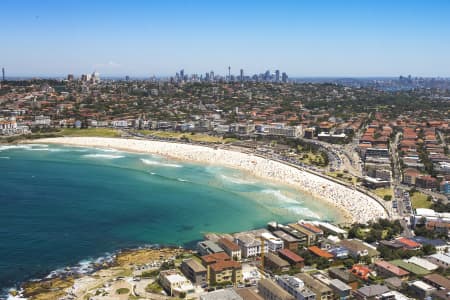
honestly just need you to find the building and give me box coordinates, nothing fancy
[288,223,317,246]
[264,252,290,273]
[197,240,224,256]
[218,238,242,261]
[308,246,334,260]
[234,233,268,258]
[209,260,242,285]
[405,256,438,272]
[373,260,409,280]
[258,278,295,300]
[328,268,359,291]
[350,265,373,281]
[275,275,316,300]
[33,115,51,127]
[312,221,348,239]
[201,252,231,266]
[389,260,430,276]
[353,284,390,300]
[278,249,304,269]
[423,273,450,291]
[407,280,436,299]
[200,289,243,300]
[339,239,380,262]
[402,168,420,185]
[277,225,308,246]
[296,273,333,300]
[159,269,195,297]
[201,252,242,285]
[395,238,421,250]
[261,232,284,252]
[329,279,352,300]
[272,230,300,251]
[235,288,264,300]
[180,259,207,287]
[411,236,449,253]
[427,253,450,269]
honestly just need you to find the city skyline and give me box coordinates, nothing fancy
[2,0,450,77]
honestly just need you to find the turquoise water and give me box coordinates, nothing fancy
[0,143,340,290]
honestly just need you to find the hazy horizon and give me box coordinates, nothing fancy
[2,0,450,77]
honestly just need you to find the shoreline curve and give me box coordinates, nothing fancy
[30,137,388,224]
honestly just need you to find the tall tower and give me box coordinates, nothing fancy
[228,66,231,82]
[2,68,5,81]
[240,69,244,82]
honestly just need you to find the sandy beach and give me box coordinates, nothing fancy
[32,137,388,223]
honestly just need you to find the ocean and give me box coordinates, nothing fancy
[0,143,340,291]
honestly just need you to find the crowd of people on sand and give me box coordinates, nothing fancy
[36,137,388,223]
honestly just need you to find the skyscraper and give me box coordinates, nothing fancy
[67,74,74,81]
[180,69,184,81]
[240,69,244,82]
[275,70,280,82]
[281,72,288,83]
[228,66,231,82]
[2,68,5,81]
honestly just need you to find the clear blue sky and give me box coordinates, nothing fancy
[2,0,450,77]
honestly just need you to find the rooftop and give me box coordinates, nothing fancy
[182,258,207,273]
[355,284,390,297]
[278,248,304,263]
[218,238,241,252]
[390,260,430,275]
[374,260,409,276]
[273,230,300,242]
[308,246,334,259]
[424,273,450,290]
[201,252,231,265]
[200,289,243,300]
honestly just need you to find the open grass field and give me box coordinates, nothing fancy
[411,191,432,209]
[374,187,393,200]
[59,128,121,137]
[136,130,236,144]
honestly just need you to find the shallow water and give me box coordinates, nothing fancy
[0,144,340,289]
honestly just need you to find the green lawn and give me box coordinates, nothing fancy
[410,192,432,209]
[374,188,393,200]
[136,130,236,144]
[59,128,121,138]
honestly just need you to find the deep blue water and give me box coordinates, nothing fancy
[0,144,339,290]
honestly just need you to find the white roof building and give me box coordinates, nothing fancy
[406,256,439,271]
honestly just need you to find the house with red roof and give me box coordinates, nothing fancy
[374,260,410,280]
[351,265,373,281]
[278,248,304,269]
[308,246,334,260]
[396,237,422,250]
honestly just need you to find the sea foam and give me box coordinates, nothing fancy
[220,174,255,185]
[83,154,125,159]
[141,158,182,168]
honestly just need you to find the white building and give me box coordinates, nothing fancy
[234,233,268,258]
[111,120,129,128]
[406,256,439,271]
[261,232,284,252]
[427,253,450,269]
[33,115,51,127]
[159,270,194,297]
[260,123,303,138]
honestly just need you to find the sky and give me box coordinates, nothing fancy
[1,0,450,77]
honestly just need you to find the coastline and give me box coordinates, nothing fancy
[30,137,388,224]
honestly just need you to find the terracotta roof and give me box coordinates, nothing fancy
[218,238,240,252]
[201,252,230,265]
[308,246,333,259]
[396,237,421,249]
[210,260,241,272]
[278,248,304,263]
[375,260,409,277]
